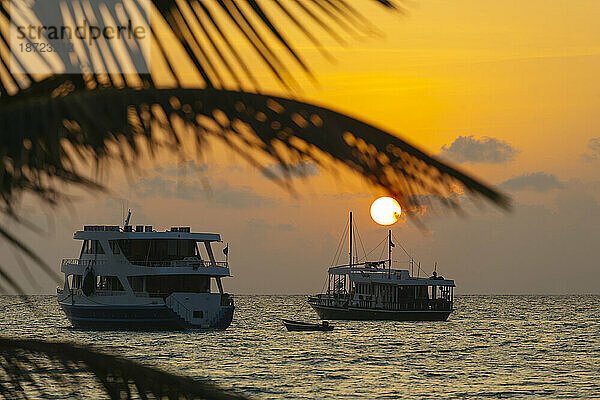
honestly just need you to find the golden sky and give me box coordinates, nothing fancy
[4,0,600,294]
[295,0,600,182]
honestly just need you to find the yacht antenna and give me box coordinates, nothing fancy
[349,211,353,267]
[124,209,132,226]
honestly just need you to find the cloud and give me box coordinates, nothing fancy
[439,136,519,164]
[133,176,275,208]
[402,185,468,217]
[262,161,319,179]
[154,161,208,177]
[402,194,450,217]
[582,137,600,162]
[499,172,565,192]
[413,188,600,294]
[324,192,372,200]
[153,161,247,177]
[245,218,295,232]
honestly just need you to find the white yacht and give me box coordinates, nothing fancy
[308,212,455,321]
[57,212,234,330]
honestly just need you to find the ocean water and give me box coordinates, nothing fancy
[1,295,599,399]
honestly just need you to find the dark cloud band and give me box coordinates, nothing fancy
[439,135,519,164]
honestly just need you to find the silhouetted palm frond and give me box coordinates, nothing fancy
[1,0,506,212]
[0,0,508,292]
[1,0,403,94]
[1,85,509,212]
[0,338,249,399]
[0,0,412,291]
[0,1,510,398]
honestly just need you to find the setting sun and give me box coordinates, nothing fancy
[370,196,402,226]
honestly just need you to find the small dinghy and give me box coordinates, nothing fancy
[282,319,334,332]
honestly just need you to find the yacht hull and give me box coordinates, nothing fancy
[59,303,234,331]
[309,303,452,321]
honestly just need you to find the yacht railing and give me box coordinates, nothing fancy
[94,289,127,296]
[141,260,228,268]
[61,259,107,267]
[61,258,228,268]
[308,295,453,311]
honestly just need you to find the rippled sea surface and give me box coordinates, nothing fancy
[2,295,600,399]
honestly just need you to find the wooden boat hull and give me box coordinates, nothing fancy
[282,319,334,331]
[309,303,452,322]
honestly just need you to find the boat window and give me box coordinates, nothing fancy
[96,276,124,291]
[145,274,209,296]
[127,276,144,292]
[81,240,105,255]
[80,240,89,255]
[168,240,177,256]
[67,274,83,289]
[193,310,203,318]
[109,240,121,254]
[117,239,198,265]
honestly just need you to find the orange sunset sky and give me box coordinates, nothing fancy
[4,0,600,294]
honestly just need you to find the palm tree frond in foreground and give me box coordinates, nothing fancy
[0,1,509,398]
[0,338,249,399]
[0,85,510,212]
[1,0,507,214]
[1,0,403,93]
[0,0,509,294]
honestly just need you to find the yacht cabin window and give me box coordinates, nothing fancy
[109,240,121,254]
[127,276,144,292]
[80,240,105,255]
[117,239,201,264]
[96,276,124,291]
[68,274,83,289]
[145,274,209,296]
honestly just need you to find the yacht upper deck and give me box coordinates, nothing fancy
[328,263,455,287]
[75,225,221,241]
[63,223,230,277]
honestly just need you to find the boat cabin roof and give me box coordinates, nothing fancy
[328,264,455,287]
[74,226,220,242]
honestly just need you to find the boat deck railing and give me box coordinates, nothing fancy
[95,289,127,296]
[61,259,107,267]
[61,258,228,269]
[140,260,228,268]
[308,295,452,311]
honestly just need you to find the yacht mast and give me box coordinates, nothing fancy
[349,211,353,267]
[124,209,132,226]
[388,229,392,276]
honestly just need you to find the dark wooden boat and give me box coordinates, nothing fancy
[282,319,334,332]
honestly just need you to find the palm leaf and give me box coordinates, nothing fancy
[0,338,249,399]
[0,0,508,294]
[0,2,509,397]
[1,0,403,93]
[1,85,509,212]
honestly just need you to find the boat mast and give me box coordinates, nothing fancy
[388,229,392,276]
[349,211,353,267]
[124,209,132,226]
